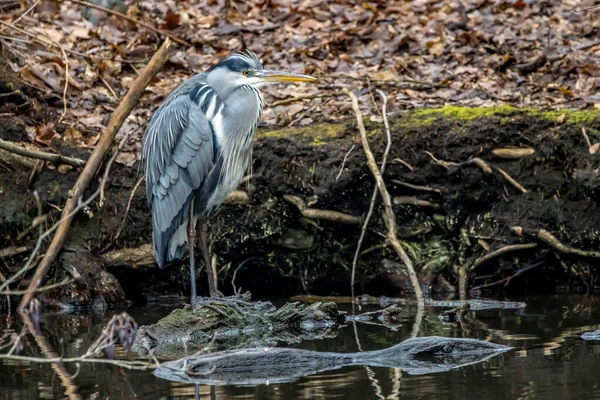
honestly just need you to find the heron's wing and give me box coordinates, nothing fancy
[142,83,222,266]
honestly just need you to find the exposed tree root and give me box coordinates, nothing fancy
[282,194,361,224]
[512,227,600,258]
[471,243,538,271]
[344,87,424,308]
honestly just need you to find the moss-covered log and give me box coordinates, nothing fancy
[132,293,343,357]
[2,105,600,305]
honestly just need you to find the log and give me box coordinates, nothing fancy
[153,336,511,385]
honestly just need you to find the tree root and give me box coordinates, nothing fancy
[425,152,528,194]
[344,88,424,308]
[471,243,538,271]
[282,195,361,224]
[512,227,600,258]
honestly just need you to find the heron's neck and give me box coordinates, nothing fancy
[220,85,263,145]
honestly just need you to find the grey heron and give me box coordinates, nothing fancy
[142,50,315,304]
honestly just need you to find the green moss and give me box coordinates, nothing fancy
[397,106,600,130]
[255,107,600,143]
[257,123,347,142]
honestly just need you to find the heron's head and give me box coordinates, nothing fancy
[206,50,316,93]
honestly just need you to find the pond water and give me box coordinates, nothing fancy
[2,295,600,399]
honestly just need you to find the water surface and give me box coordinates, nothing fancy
[2,295,600,399]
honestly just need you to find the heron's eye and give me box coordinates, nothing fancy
[243,70,250,77]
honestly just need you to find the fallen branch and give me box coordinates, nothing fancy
[0,139,86,167]
[471,243,537,271]
[68,0,190,47]
[282,195,361,224]
[18,39,174,311]
[344,88,424,308]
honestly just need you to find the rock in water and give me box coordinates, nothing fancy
[154,336,511,386]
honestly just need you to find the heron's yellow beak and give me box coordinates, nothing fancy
[257,70,316,83]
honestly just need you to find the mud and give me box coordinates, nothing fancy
[2,68,600,305]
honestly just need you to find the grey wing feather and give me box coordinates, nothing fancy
[143,82,217,267]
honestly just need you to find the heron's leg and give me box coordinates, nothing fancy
[199,219,218,297]
[188,205,198,308]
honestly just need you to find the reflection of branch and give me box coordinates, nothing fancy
[19,306,83,400]
[470,260,545,292]
[18,39,174,311]
[344,88,424,308]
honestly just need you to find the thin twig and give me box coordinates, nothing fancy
[390,179,443,193]
[335,145,355,181]
[0,139,86,167]
[114,175,144,241]
[344,88,424,309]
[68,0,190,47]
[470,261,544,292]
[271,93,337,107]
[18,39,174,311]
[0,0,41,33]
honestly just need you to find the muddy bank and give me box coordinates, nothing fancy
[2,76,600,303]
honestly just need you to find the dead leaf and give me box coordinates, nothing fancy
[556,114,566,124]
[116,151,137,167]
[427,41,445,57]
[162,9,180,30]
[590,143,599,155]
[372,69,398,81]
[58,164,73,174]
[34,123,57,146]
[64,127,85,147]
[299,19,323,30]
[560,86,574,97]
